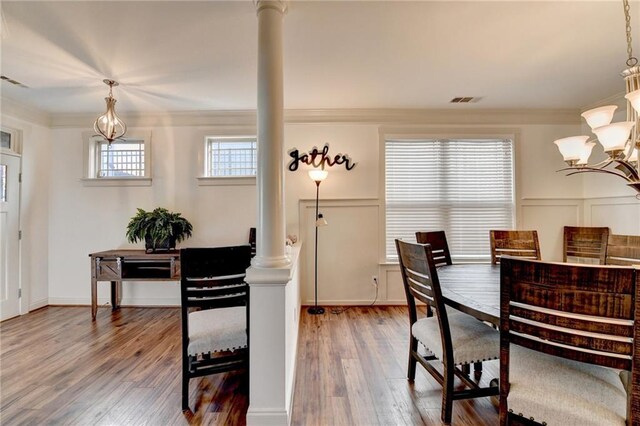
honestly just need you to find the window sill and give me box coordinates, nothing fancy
[197,176,256,186]
[81,177,152,187]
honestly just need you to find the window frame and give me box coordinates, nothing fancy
[379,127,520,264]
[82,130,152,187]
[198,134,257,186]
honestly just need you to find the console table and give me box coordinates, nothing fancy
[89,249,180,320]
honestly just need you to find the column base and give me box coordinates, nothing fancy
[307,306,325,315]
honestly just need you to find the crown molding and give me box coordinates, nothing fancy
[1,96,51,127]
[50,107,580,129]
[581,91,626,113]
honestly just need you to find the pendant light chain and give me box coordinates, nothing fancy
[624,0,638,67]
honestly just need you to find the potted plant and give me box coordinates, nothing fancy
[126,207,193,252]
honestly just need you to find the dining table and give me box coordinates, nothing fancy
[437,263,501,327]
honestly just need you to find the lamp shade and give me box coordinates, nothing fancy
[315,213,328,227]
[625,89,640,114]
[593,121,635,152]
[308,169,328,182]
[581,105,618,130]
[577,142,595,165]
[554,135,589,162]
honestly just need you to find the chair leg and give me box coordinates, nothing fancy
[182,356,190,411]
[408,336,418,381]
[441,365,454,424]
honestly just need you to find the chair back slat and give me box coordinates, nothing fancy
[606,234,640,266]
[415,231,452,267]
[501,257,637,371]
[563,226,609,264]
[396,239,453,363]
[490,230,541,265]
[181,246,251,311]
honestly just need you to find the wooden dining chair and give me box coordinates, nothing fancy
[249,227,256,257]
[180,245,252,412]
[490,230,541,265]
[563,226,609,264]
[499,257,638,426]
[605,234,640,266]
[395,239,499,424]
[415,231,452,267]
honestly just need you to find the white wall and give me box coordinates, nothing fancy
[48,125,257,305]
[19,108,638,308]
[1,112,51,311]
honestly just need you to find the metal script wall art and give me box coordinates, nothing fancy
[287,144,357,172]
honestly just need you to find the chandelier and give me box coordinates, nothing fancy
[554,0,640,196]
[94,79,127,144]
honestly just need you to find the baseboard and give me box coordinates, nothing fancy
[246,409,289,426]
[47,297,181,307]
[29,298,48,312]
[302,300,407,306]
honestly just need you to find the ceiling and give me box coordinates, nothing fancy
[0,1,638,114]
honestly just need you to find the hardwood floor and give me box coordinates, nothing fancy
[0,307,248,426]
[291,306,499,426]
[1,306,498,425]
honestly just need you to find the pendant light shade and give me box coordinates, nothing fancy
[580,105,618,130]
[593,121,635,153]
[94,79,126,143]
[553,136,590,162]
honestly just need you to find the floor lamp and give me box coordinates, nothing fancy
[308,169,328,315]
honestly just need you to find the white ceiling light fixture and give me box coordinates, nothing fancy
[94,79,127,144]
[553,0,640,197]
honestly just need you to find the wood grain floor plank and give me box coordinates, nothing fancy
[2,305,497,425]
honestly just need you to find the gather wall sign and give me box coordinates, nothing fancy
[287,144,357,172]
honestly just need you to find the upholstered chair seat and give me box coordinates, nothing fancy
[187,306,247,356]
[506,345,626,426]
[411,310,500,365]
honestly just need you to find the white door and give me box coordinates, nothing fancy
[0,150,21,321]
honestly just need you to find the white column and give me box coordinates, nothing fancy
[254,0,289,269]
[246,2,293,425]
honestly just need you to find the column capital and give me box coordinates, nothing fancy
[255,0,288,15]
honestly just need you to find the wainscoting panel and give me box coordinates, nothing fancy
[520,200,581,262]
[299,199,380,305]
[585,197,640,235]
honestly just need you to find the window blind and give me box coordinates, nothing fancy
[385,138,514,262]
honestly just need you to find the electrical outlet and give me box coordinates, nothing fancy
[372,275,378,287]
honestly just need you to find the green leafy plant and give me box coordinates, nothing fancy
[126,207,193,252]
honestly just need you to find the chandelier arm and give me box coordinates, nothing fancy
[560,166,633,183]
[614,159,640,180]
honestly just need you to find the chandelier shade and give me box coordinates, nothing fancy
[625,89,640,113]
[581,105,618,130]
[554,136,590,163]
[94,79,127,143]
[578,142,596,165]
[592,122,635,153]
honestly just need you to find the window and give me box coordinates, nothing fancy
[96,140,145,177]
[83,131,151,186]
[205,137,257,177]
[385,138,514,262]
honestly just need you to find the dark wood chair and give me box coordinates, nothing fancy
[415,231,452,267]
[180,245,252,412]
[499,257,637,426]
[490,230,541,265]
[395,239,499,424]
[249,227,256,257]
[605,234,640,266]
[563,225,609,264]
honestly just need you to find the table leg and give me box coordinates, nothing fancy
[110,281,119,311]
[117,281,123,307]
[91,277,97,320]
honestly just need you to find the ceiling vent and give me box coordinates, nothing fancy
[1,75,28,88]
[450,97,478,103]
